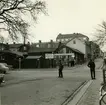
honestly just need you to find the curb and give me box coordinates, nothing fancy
[61,80,93,105]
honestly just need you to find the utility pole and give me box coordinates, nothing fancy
[23,36,26,45]
[19,58,21,70]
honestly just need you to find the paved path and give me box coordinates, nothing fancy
[76,70,102,105]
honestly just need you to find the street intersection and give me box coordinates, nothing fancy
[0,58,102,105]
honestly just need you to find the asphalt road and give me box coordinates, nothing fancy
[0,59,102,105]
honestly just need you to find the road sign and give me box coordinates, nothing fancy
[54,53,74,56]
[45,54,54,59]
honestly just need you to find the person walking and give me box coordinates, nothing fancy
[87,59,96,79]
[58,60,64,78]
[70,57,74,67]
[0,71,5,84]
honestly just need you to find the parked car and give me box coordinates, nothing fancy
[0,63,9,74]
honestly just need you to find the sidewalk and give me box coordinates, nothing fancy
[76,70,102,105]
[68,60,103,105]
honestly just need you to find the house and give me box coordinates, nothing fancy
[7,42,30,68]
[56,33,101,61]
[21,40,60,68]
[0,43,22,66]
[21,40,85,68]
[9,42,30,54]
[0,42,30,68]
[64,37,88,60]
[54,43,84,66]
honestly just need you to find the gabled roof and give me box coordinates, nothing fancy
[69,47,84,54]
[1,50,23,56]
[29,48,57,53]
[56,33,88,39]
[56,43,84,54]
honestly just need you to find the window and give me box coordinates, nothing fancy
[73,40,76,44]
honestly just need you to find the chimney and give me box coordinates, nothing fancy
[39,40,41,43]
[27,41,30,45]
[50,40,53,43]
[13,42,15,44]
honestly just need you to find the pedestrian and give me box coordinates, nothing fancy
[0,71,5,84]
[58,60,64,78]
[87,59,96,80]
[70,57,74,67]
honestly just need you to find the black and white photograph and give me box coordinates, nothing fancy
[0,0,106,105]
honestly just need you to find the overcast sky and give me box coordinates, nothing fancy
[28,0,106,43]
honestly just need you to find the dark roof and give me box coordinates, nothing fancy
[9,43,23,48]
[31,41,59,49]
[57,44,84,54]
[29,48,57,53]
[56,33,88,39]
[69,47,84,54]
[2,50,23,56]
[29,41,60,53]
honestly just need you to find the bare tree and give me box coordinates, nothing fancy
[94,21,106,47]
[0,0,46,42]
